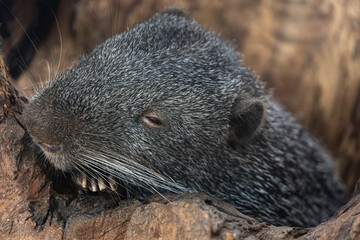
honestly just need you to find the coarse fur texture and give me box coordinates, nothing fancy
[22,9,347,227]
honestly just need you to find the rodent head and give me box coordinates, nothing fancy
[23,9,266,194]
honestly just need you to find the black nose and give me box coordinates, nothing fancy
[39,142,61,153]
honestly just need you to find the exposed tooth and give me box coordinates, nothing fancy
[89,178,98,192]
[98,178,106,191]
[72,175,87,189]
[108,176,117,191]
[81,174,87,189]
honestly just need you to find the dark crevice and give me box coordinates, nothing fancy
[1,0,60,79]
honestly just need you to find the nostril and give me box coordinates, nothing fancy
[39,142,61,153]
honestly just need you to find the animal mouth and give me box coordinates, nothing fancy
[72,173,118,193]
[45,148,190,198]
[39,142,61,153]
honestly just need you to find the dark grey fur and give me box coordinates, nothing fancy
[23,9,347,227]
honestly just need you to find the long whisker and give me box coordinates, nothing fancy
[82,156,171,202]
[0,1,40,56]
[80,149,189,195]
[76,133,191,193]
[77,156,133,201]
[41,0,63,81]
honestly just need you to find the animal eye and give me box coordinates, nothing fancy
[145,116,163,125]
[141,112,167,129]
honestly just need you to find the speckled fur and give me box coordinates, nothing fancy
[23,9,347,227]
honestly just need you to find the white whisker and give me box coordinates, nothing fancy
[77,148,189,199]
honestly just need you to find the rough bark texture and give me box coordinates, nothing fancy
[0,39,62,239]
[1,0,360,239]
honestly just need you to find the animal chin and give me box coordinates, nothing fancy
[42,152,69,171]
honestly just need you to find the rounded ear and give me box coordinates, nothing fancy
[229,99,266,143]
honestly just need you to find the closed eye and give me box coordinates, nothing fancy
[141,112,168,129]
[145,116,163,126]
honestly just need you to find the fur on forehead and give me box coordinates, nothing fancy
[46,8,265,117]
